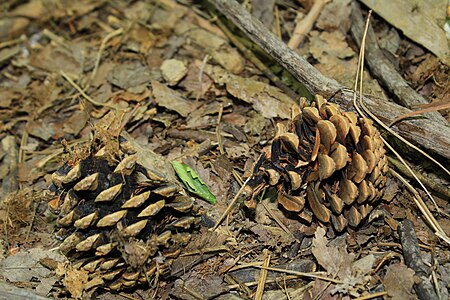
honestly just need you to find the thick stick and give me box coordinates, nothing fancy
[209,0,450,159]
[398,220,439,300]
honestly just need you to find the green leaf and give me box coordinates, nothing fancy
[171,161,217,204]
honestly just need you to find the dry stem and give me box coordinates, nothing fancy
[287,0,330,49]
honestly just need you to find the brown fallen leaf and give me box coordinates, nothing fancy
[161,59,188,86]
[312,227,376,297]
[383,263,416,300]
[107,61,156,90]
[61,266,90,299]
[172,275,229,300]
[29,45,81,74]
[203,64,293,119]
[152,81,200,117]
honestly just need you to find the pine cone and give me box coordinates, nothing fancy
[49,140,200,291]
[248,95,389,232]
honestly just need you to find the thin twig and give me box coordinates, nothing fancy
[255,249,270,300]
[25,203,38,242]
[91,28,124,82]
[212,176,252,231]
[352,10,449,245]
[18,122,29,163]
[216,103,225,155]
[261,201,292,235]
[197,54,210,101]
[227,275,307,289]
[387,156,450,199]
[0,35,27,49]
[287,0,329,49]
[252,266,341,284]
[180,246,229,256]
[354,292,388,300]
[60,71,118,110]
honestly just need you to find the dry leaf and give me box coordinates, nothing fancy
[172,275,228,300]
[203,65,293,119]
[152,81,200,117]
[312,227,375,297]
[161,59,188,86]
[63,267,90,299]
[383,263,416,300]
[107,61,155,90]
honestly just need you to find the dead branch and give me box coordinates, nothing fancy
[350,3,447,125]
[387,156,450,199]
[287,0,329,49]
[398,220,439,300]
[208,0,450,160]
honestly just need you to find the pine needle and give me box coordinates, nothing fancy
[352,11,449,245]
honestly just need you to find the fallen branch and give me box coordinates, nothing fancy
[208,0,450,160]
[387,156,450,199]
[398,220,439,300]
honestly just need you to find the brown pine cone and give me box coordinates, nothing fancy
[49,139,200,291]
[247,95,389,232]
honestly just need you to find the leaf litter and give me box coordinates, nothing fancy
[0,0,449,299]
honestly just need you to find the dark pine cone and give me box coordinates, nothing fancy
[49,141,200,291]
[247,95,389,232]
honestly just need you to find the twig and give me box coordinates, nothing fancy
[180,245,229,256]
[390,101,450,126]
[42,29,68,49]
[261,201,292,235]
[252,266,341,284]
[398,220,439,300]
[287,0,329,49]
[212,176,252,231]
[387,156,450,199]
[25,202,38,242]
[166,128,239,147]
[197,54,210,101]
[354,292,388,300]
[255,249,270,300]
[350,3,446,125]
[228,275,310,289]
[91,28,124,82]
[60,71,118,110]
[0,35,27,49]
[18,122,29,163]
[216,103,225,155]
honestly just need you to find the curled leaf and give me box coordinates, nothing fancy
[171,161,217,204]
